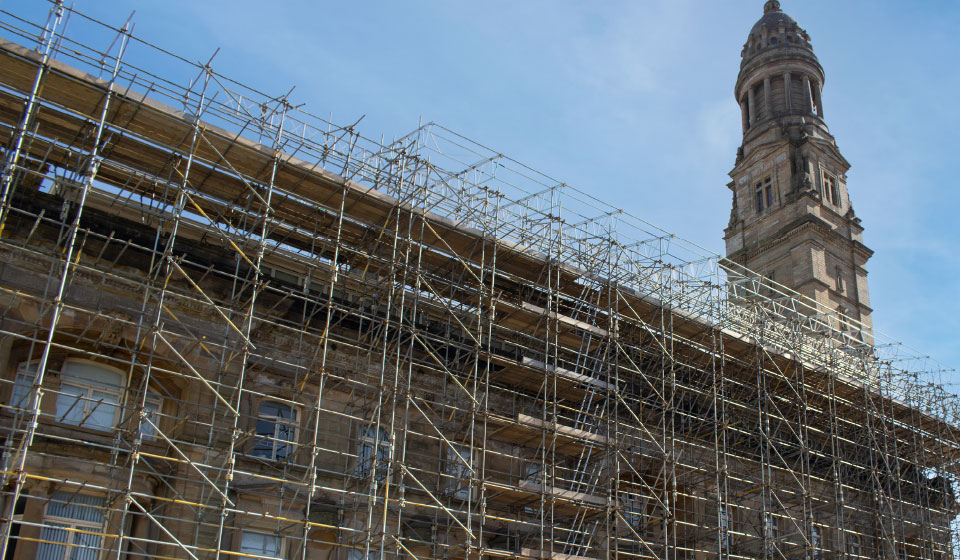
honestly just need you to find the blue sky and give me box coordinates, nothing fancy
[5,0,960,379]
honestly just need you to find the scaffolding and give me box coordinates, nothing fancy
[0,3,957,559]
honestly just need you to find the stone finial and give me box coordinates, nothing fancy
[764,0,782,13]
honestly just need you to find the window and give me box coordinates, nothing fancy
[765,270,778,296]
[37,491,105,560]
[56,361,124,430]
[898,547,907,560]
[719,504,731,550]
[347,550,382,560]
[523,461,542,482]
[763,512,779,557]
[621,492,646,533]
[443,444,472,500]
[10,362,38,411]
[847,533,861,558]
[138,396,162,441]
[769,37,778,45]
[357,425,391,482]
[253,401,297,461]
[823,175,838,205]
[240,530,283,559]
[811,525,823,560]
[14,360,163,439]
[755,178,774,212]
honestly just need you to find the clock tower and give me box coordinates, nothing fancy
[724,0,873,332]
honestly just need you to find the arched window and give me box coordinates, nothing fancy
[252,400,297,461]
[357,425,391,482]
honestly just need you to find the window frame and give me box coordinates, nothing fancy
[763,512,780,545]
[55,359,125,431]
[13,359,166,440]
[443,444,473,500]
[136,392,163,442]
[239,529,285,559]
[347,550,383,560]
[356,424,391,482]
[38,491,107,560]
[252,399,298,462]
[847,532,861,558]
[10,361,39,412]
[755,177,774,213]
[620,490,646,534]
[810,525,824,560]
[719,503,731,550]
[822,173,839,206]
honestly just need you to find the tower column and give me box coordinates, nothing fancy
[783,72,793,112]
[802,75,814,114]
[747,86,757,126]
[764,76,772,118]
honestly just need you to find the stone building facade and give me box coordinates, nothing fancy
[724,1,873,334]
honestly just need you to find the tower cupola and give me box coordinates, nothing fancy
[737,1,824,136]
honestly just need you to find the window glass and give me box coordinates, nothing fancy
[811,526,823,560]
[621,492,645,531]
[444,444,472,499]
[848,533,861,557]
[719,504,731,549]
[56,361,123,430]
[137,395,162,441]
[38,491,105,560]
[253,401,297,461]
[357,425,390,481]
[347,550,382,560]
[240,530,282,559]
[11,362,38,411]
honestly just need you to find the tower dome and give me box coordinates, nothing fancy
[741,0,815,68]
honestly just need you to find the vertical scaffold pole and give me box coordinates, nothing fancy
[0,7,130,557]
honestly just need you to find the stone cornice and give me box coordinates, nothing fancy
[727,213,873,264]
